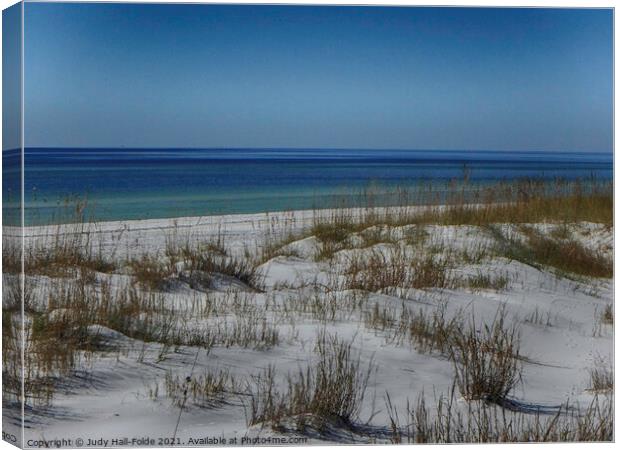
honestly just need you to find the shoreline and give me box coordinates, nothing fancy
[11,204,436,237]
[6,172,613,230]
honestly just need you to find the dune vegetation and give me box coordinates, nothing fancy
[2,177,613,443]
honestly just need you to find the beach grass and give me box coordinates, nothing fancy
[386,387,613,443]
[449,309,522,405]
[488,225,613,279]
[247,332,372,431]
[3,175,613,441]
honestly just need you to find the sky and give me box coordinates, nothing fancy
[2,2,21,151]
[18,3,614,152]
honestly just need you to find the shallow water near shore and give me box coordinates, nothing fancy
[2,148,612,225]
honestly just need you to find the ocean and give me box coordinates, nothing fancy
[2,148,613,225]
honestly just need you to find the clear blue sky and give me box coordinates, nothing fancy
[22,3,613,152]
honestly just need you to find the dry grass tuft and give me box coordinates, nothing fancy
[185,252,264,291]
[129,254,177,290]
[426,178,612,227]
[387,387,613,443]
[2,276,27,405]
[524,307,553,327]
[401,305,461,354]
[20,199,117,277]
[129,229,264,291]
[163,368,239,408]
[365,302,462,354]
[247,333,371,431]
[466,271,510,291]
[588,357,613,393]
[449,309,521,404]
[520,227,612,278]
[490,225,612,279]
[601,304,613,325]
[343,247,454,293]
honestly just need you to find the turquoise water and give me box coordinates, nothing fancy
[2,148,613,225]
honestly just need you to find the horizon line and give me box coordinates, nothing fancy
[10,147,615,154]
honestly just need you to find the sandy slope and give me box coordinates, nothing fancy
[3,210,613,445]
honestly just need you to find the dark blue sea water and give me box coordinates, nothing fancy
[2,148,613,225]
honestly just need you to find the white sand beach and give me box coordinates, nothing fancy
[2,207,614,444]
